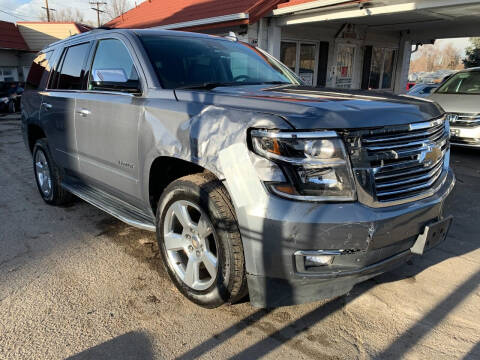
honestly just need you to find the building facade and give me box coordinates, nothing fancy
[0,21,32,83]
[0,21,90,82]
[107,0,480,94]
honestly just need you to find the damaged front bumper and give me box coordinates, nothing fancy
[238,169,455,308]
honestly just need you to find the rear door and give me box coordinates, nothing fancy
[74,35,144,205]
[39,42,92,172]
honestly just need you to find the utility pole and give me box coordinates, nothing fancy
[90,1,107,27]
[42,0,56,22]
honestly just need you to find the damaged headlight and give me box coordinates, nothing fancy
[251,129,356,201]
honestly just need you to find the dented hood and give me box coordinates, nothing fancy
[175,85,444,129]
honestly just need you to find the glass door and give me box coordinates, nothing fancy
[281,41,318,86]
[368,47,397,90]
[298,43,316,86]
[335,45,355,89]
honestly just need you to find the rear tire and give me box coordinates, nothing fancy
[33,138,73,205]
[156,172,247,308]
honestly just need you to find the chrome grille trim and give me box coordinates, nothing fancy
[375,162,444,193]
[374,155,445,181]
[375,160,444,189]
[344,116,450,207]
[448,113,480,127]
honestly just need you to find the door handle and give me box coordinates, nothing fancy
[42,102,52,110]
[77,108,91,117]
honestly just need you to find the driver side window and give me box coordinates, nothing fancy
[89,39,139,91]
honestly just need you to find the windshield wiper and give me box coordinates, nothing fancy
[175,82,237,90]
[175,81,291,90]
[260,81,291,85]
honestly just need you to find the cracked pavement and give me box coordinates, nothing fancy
[0,114,479,359]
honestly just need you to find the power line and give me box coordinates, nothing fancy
[2,5,40,19]
[90,1,107,27]
[0,9,31,21]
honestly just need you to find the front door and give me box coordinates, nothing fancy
[334,44,356,89]
[75,37,143,204]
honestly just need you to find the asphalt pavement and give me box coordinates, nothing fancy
[0,114,479,359]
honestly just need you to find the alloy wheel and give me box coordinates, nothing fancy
[163,200,219,291]
[35,149,52,198]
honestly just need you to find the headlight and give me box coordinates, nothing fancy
[251,129,356,201]
[0,97,8,104]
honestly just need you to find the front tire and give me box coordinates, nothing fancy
[32,138,73,205]
[156,173,247,308]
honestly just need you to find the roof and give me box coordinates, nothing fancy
[106,0,286,29]
[0,21,29,51]
[17,22,92,33]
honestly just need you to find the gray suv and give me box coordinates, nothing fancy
[22,29,455,308]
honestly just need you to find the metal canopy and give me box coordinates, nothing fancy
[275,0,480,41]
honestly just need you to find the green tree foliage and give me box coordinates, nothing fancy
[463,38,480,68]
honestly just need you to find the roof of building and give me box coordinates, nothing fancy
[0,21,29,51]
[106,0,287,29]
[17,22,92,33]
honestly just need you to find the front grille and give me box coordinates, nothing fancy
[448,113,480,127]
[345,117,449,205]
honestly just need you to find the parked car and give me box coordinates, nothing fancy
[429,67,480,147]
[406,81,416,91]
[21,29,455,308]
[407,83,439,98]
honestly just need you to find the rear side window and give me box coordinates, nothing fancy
[88,39,139,90]
[26,51,53,90]
[51,42,90,90]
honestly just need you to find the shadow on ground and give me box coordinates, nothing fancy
[66,331,154,360]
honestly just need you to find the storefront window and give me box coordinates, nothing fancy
[280,42,297,72]
[0,67,19,82]
[368,48,383,89]
[299,43,315,85]
[368,48,396,90]
[382,49,395,89]
[280,41,318,86]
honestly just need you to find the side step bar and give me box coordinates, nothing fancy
[62,181,156,232]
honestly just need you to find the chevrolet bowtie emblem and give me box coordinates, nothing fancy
[420,145,442,167]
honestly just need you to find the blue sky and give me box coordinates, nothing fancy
[0,0,139,24]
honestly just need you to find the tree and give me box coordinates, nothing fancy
[107,0,133,20]
[410,42,463,73]
[38,8,94,26]
[463,37,480,68]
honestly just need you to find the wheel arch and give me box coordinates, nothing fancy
[148,156,220,214]
[27,124,46,153]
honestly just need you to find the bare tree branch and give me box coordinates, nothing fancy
[106,0,133,20]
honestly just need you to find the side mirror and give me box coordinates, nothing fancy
[90,68,141,94]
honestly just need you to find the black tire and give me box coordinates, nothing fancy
[156,172,248,308]
[32,138,73,205]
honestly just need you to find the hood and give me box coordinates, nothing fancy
[175,85,444,129]
[428,92,480,114]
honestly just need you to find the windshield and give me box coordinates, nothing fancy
[436,71,480,95]
[138,34,301,89]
